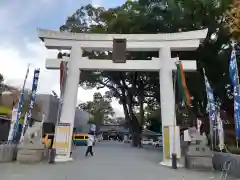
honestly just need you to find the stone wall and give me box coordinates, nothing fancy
[213,152,240,178]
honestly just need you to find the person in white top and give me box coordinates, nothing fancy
[85,132,94,156]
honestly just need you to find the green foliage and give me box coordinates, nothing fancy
[78,92,115,126]
[60,0,238,140]
[147,113,162,133]
[0,106,24,124]
[0,106,11,116]
[0,73,3,84]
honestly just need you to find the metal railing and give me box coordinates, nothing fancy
[220,159,232,179]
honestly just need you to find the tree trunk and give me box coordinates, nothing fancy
[131,114,141,147]
[187,107,197,128]
[122,101,132,133]
[138,89,145,147]
[118,73,142,147]
[126,95,141,147]
[121,94,141,147]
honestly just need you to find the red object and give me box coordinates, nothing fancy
[60,61,64,91]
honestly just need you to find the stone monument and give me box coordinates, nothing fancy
[17,122,45,163]
[185,127,213,170]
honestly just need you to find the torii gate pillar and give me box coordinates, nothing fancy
[159,47,180,166]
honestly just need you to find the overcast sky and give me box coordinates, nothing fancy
[0,0,125,116]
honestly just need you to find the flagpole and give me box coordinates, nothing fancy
[231,40,237,148]
[203,68,214,151]
[8,64,30,142]
[233,41,239,149]
[173,66,177,169]
[230,40,240,148]
[171,58,180,169]
[20,68,40,141]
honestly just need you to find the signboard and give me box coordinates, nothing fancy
[54,123,71,156]
[113,38,126,63]
[163,126,181,159]
[90,124,96,132]
[163,126,170,158]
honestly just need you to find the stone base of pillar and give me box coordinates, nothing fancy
[55,155,73,162]
[17,144,45,164]
[159,159,183,168]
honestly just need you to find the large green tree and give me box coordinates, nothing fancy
[0,74,3,84]
[60,0,236,146]
[0,73,4,106]
[78,92,115,128]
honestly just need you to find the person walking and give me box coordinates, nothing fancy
[85,132,94,156]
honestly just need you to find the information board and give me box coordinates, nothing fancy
[90,124,96,132]
[54,123,71,156]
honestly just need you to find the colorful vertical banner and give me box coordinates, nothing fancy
[58,61,67,122]
[175,61,191,106]
[60,61,67,94]
[60,61,64,92]
[21,69,40,139]
[203,68,216,122]
[229,49,240,138]
[8,65,30,141]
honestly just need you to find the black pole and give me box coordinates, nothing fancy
[172,69,178,169]
[171,153,177,169]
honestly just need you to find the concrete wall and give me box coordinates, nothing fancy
[48,95,59,123]
[36,94,51,122]
[36,94,59,124]
[37,94,90,129]
[74,109,89,127]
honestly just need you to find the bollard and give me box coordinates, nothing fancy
[171,153,177,169]
[0,144,4,162]
[11,143,18,161]
[48,148,56,164]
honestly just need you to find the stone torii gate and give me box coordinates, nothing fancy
[38,29,208,165]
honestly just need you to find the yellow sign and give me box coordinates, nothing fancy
[163,126,170,158]
[53,123,71,156]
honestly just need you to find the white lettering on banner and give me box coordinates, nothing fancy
[230,60,235,70]
[90,124,96,132]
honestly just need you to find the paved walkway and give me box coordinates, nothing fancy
[0,141,234,180]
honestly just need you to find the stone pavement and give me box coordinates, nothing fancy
[0,141,235,180]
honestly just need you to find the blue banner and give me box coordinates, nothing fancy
[21,69,40,137]
[8,65,29,141]
[229,49,240,138]
[203,69,216,122]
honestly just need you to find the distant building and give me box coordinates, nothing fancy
[99,124,129,140]
[74,109,90,133]
[0,89,90,138]
[36,94,59,123]
[37,94,90,134]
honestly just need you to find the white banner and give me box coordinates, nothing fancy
[90,124,96,132]
[217,112,225,150]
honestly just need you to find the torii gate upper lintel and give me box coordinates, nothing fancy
[38,29,208,165]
